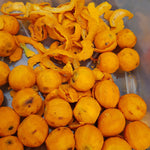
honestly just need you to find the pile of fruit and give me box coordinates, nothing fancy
[0,0,150,150]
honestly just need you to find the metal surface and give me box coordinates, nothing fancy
[0,0,150,149]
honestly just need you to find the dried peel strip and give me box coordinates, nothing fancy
[28,15,71,48]
[58,84,78,103]
[16,35,47,53]
[41,56,73,76]
[96,1,112,16]
[87,2,100,23]
[64,12,76,21]
[1,0,76,17]
[28,53,73,80]
[74,0,85,18]
[49,41,60,49]
[42,48,76,59]
[1,2,26,16]
[76,40,94,61]
[28,54,42,68]
[81,8,109,42]
[111,19,125,33]
[66,22,82,41]
[94,42,117,53]
[28,23,47,41]
[9,47,23,62]
[47,27,65,42]
[0,17,4,30]
[109,8,134,27]
[104,10,114,20]
[43,0,76,13]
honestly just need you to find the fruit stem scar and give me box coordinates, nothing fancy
[7,140,12,144]
[24,97,33,105]
[8,126,14,130]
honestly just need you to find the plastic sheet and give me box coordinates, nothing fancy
[0,0,150,149]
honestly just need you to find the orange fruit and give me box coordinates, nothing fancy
[98,108,126,137]
[18,114,48,147]
[0,15,20,35]
[44,98,73,127]
[73,96,101,124]
[12,88,43,117]
[102,137,131,150]
[117,28,137,48]
[58,84,79,103]
[37,69,62,93]
[117,48,140,72]
[0,31,17,57]
[0,136,24,150]
[97,52,119,73]
[70,66,95,92]
[46,127,75,150]
[0,107,20,137]
[75,124,104,150]
[118,93,147,121]
[124,121,150,150]
[9,65,36,90]
[95,80,120,108]
[0,61,10,86]
[0,89,4,106]
[94,30,117,52]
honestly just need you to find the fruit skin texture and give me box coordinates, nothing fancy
[0,136,24,150]
[0,107,20,137]
[97,52,119,73]
[73,96,101,124]
[102,137,132,150]
[75,124,104,150]
[0,89,4,106]
[117,28,137,48]
[0,61,10,86]
[98,108,126,137]
[95,80,120,108]
[12,88,43,117]
[17,114,49,147]
[0,31,17,57]
[117,48,140,72]
[118,93,147,121]
[9,65,36,91]
[94,30,117,52]
[46,127,75,150]
[37,69,62,93]
[70,66,95,92]
[124,121,150,150]
[0,15,20,35]
[44,98,73,127]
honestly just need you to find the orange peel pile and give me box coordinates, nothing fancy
[1,0,134,66]
[0,0,135,79]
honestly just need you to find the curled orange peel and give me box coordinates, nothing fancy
[1,1,26,16]
[94,41,117,53]
[111,19,125,33]
[28,54,42,68]
[76,40,94,61]
[109,9,134,27]
[16,35,47,53]
[87,2,100,23]
[96,1,112,16]
[9,47,23,62]
[0,17,4,30]
[43,0,76,13]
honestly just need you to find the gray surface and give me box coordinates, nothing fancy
[0,0,150,149]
